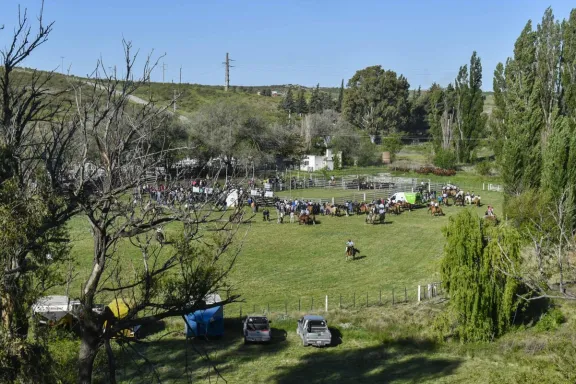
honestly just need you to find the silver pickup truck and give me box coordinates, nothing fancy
[243,315,271,344]
[297,315,331,347]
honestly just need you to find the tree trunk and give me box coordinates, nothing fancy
[78,323,101,384]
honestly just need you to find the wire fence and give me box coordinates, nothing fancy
[231,282,442,317]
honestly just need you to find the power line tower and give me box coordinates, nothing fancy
[223,52,234,92]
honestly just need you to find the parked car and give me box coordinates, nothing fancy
[243,315,271,344]
[296,315,331,347]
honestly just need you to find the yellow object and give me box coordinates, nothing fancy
[105,299,137,338]
[107,298,131,319]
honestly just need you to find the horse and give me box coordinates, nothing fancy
[389,203,402,215]
[365,211,375,224]
[298,214,315,225]
[345,245,357,261]
[428,205,444,216]
[472,196,481,207]
[400,201,413,212]
[454,195,465,207]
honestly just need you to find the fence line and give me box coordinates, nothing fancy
[233,282,442,317]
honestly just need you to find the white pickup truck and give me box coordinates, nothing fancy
[297,315,331,347]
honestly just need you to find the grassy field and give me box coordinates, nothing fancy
[58,171,563,384]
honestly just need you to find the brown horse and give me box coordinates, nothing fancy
[428,205,444,216]
[400,201,413,212]
[389,203,402,215]
[345,245,356,261]
[298,214,315,225]
[472,196,481,207]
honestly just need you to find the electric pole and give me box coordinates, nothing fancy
[223,53,234,92]
[173,89,177,112]
[179,66,182,85]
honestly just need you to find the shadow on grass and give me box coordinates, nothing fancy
[352,256,367,261]
[116,317,290,383]
[272,336,461,384]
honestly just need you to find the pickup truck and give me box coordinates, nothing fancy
[243,315,271,344]
[296,315,331,347]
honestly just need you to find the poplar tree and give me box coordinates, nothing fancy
[336,79,344,113]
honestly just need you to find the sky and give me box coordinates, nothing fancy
[3,0,575,89]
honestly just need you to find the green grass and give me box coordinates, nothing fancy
[56,172,550,384]
[57,303,574,383]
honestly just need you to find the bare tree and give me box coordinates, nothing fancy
[497,189,576,301]
[69,44,246,383]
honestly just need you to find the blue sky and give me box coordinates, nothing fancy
[4,1,574,89]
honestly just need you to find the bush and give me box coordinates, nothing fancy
[433,149,457,170]
[536,308,565,331]
[476,161,492,176]
[415,167,456,176]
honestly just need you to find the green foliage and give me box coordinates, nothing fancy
[356,136,381,167]
[308,84,323,114]
[475,161,492,176]
[440,210,523,342]
[381,133,404,162]
[535,308,565,332]
[343,65,410,136]
[433,149,457,169]
[503,189,556,238]
[279,87,294,114]
[294,88,308,115]
[454,52,485,163]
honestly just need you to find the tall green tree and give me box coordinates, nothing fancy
[342,65,410,142]
[294,88,308,116]
[308,83,323,114]
[453,52,485,163]
[406,85,430,136]
[440,210,523,342]
[279,87,294,116]
[336,79,344,113]
[321,92,333,111]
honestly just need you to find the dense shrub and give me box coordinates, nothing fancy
[475,161,492,176]
[536,308,565,331]
[433,149,457,170]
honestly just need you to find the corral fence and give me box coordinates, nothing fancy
[261,174,440,193]
[232,282,442,317]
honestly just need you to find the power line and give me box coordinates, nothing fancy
[223,52,235,92]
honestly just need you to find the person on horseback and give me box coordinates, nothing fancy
[345,239,355,260]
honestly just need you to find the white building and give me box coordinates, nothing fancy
[300,149,342,172]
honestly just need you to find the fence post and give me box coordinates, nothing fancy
[332,197,335,205]
[417,285,421,302]
[363,193,366,202]
[427,284,432,299]
[392,288,395,305]
[325,295,328,312]
[405,287,407,303]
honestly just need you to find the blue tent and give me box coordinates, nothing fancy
[184,306,224,338]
